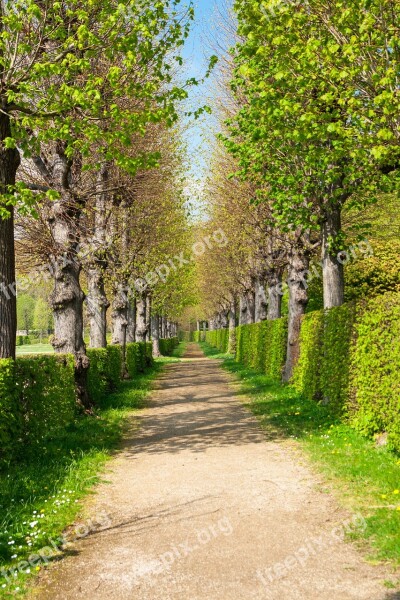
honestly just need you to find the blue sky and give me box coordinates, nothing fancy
[181,0,220,185]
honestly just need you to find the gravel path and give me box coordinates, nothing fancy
[31,344,395,600]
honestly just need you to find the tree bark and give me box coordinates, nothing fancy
[111,283,129,345]
[126,298,136,343]
[136,293,147,342]
[283,249,309,382]
[151,313,161,357]
[86,163,110,348]
[48,145,89,407]
[87,268,109,348]
[247,287,256,323]
[145,295,152,342]
[266,269,283,320]
[239,290,255,325]
[239,295,247,326]
[322,205,344,309]
[0,113,21,359]
[228,297,237,355]
[255,278,268,322]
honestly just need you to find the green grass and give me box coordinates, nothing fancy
[0,361,165,598]
[200,341,400,569]
[16,344,54,356]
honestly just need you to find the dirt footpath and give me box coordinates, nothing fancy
[31,344,395,600]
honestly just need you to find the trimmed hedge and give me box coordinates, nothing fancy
[207,319,287,383]
[191,331,201,342]
[293,291,400,451]
[159,337,179,356]
[264,318,288,381]
[205,329,229,353]
[126,342,153,378]
[234,320,287,382]
[349,293,400,451]
[0,360,20,466]
[292,311,324,402]
[87,345,123,404]
[16,355,76,444]
[0,355,76,466]
[0,341,154,467]
[206,292,400,452]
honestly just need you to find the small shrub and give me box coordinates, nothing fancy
[87,346,122,405]
[16,355,76,446]
[0,360,21,467]
[205,329,229,353]
[264,317,288,382]
[320,303,356,412]
[159,337,179,356]
[349,292,400,452]
[292,310,324,400]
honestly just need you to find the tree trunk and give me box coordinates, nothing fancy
[151,313,161,357]
[0,113,21,359]
[247,287,256,324]
[322,205,344,309]
[87,267,109,348]
[283,249,309,382]
[111,283,129,345]
[228,297,237,355]
[266,270,283,320]
[145,295,152,342]
[126,298,136,343]
[239,295,247,326]
[136,294,147,342]
[86,163,110,349]
[255,278,268,322]
[49,202,89,406]
[48,145,89,407]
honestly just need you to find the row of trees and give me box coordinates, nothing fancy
[197,0,400,379]
[0,0,201,404]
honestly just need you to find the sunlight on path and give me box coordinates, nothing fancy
[31,344,390,600]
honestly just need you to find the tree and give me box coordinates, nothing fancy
[33,297,52,342]
[16,294,35,335]
[0,0,194,370]
[228,0,400,311]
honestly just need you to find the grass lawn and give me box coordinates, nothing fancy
[200,342,400,580]
[16,345,54,356]
[0,345,186,598]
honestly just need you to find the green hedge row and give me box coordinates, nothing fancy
[0,355,76,466]
[204,320,288,383]
[204,329,229,353]
[16,335,31,346]
[202,293,400,452]
[235,320,288,381]
[87,345,123,405]
[0,342,154,467]
[126,342,153,379]
[291,292,400,452]
[159,337,179,356]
